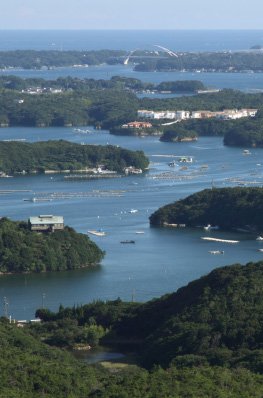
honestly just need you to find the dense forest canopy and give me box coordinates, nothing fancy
[1,317,263,397]
[135,51,263,72]
[110,261,263,369]
[36,261,263,373]
[149,187,263,231]
[0,217,104,273]
[0,140,149,174]
[0,75,263,131]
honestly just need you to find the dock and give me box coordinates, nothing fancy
[201,237,239,244]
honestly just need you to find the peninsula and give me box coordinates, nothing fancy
[0,140,149,175]
[0,217,104,274]
[149,187,263,231]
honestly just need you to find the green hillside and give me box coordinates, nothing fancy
[149,187,263,231]
[0,217,104,273]
[0,140,149,174]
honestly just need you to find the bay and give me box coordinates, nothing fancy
[1,30,263,320]
[0,127,263,320]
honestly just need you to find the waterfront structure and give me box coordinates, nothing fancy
[138,108,257,121]
[29,215,64,232]
[121,121,153,128]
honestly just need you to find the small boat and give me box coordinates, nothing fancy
[87,230,106,237]
[204,224,219,231]
[179,156,193,163]
[256,236,263,241]
[135,231,145,234]
[208,250,224,255]
[258,248,263,252]
[129,209,138,213]
[168,161,177,167]
[243,149,251,155]
[120,240,135,244]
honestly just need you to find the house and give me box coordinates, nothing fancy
[122,121,152,129]
[29,215,64,232]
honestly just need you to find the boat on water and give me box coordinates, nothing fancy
[256,236,263,241]
[129,209,138,213]
[257,248,263,252]
[179,156,193,163]
[87,230,106,237]
[243,149,251,155]
[120,240,135,244]
[208,250,224,255]
[201,237,239,244]
[24,197,52,202]
[135,231,145,234]
[168,161,178,167]
[204,224,219,231]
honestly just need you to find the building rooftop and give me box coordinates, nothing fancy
[29,215,64,225]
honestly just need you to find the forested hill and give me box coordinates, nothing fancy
[149,187,263,231]
[0,140,149,174]
[0,217,104,273]
[35,260,263,375]
[111,261,263,369]
[1,316,263,398]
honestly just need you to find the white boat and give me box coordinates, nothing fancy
[243,149,251,155]
[135,231,145,234]
[87,230,106,237]
[129,209,138,213]
[208,250,224,255]
[204,224,219,231]
[179,156,193,163]
[258,248,263,252]
[256,236,263,241]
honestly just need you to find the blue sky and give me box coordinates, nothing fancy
[1,0,262,30]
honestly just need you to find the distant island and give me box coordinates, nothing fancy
[0,75,263,146]
[1,49,263,73]
[149,187,263,232]
[0,217,104,274]
[0,140,149,175]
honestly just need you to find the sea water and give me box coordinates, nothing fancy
[1,30,263,319]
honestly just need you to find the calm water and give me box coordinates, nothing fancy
[1,30,263,320]
[3,64,263,93]
[1,30,263,52]
[2,30,263,92]
[0,127,263,320]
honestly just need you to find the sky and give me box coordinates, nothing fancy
[1,0,263,30]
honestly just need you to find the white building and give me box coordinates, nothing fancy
[29,215,64,232]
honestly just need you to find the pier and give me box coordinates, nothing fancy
[201,237,239,244]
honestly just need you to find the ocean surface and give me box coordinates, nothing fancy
[1,30,263,320]
[1,30,263,52]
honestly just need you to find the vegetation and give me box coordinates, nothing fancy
[160,125,198,142]
[135,51,263,72]
[2,49,263,74]
[3,261,263,396]
[0,140,149,174]
[0,50,127,69]
[224,114,263,147]
[36,261,263,371]
[111,261,263,373]
[0,217,104,273]
[149,187,263,231]
[156,80,206,92]
[1,317,263,397]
